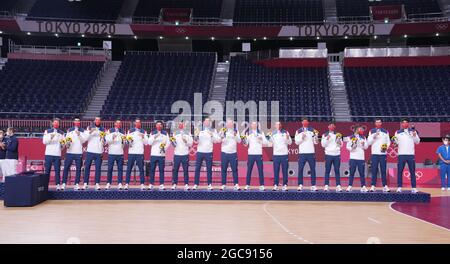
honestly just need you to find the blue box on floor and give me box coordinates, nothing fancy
[4,173,49,207]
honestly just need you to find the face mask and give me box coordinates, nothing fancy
[178,123,184,130]
[95,120,101,126]
[375,123,382,129]
[53,122,59,129]
[444,140,449,146]
[156,124,162,131]
[358,129,364,135]
[74,122,80,128]
[135,122,141,129]
[115,123,121,129]
[328,125,335,131]
[302,121,309,127]
[401,123,409,129]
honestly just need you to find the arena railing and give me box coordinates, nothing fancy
[124,50,216,56]
[9,44,110,59]
[19,14,118,24]
[0,10,13,19]
[344,45,450,57]
[1,114,450,136]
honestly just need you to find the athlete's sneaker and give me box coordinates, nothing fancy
[310,185,318,192]
[141,184,146,191]
[171,184,177,190]
[56,184,61,191]
[61,183,66,191]
[184,184,190,191]
[95,183,101,191]
[207,184,213,191]
[370,185,376,192]
[360,186,368,193]
[346,186,352,192]
[220,185,226,191]
[324,185,329,192]
[244,185,250,191]
[272,185,278,191]
[105,183,110,190]
[396,187,402,193]
[282,185,288,191]
[383,185,390,192]
[117,183,123,190]
[82,183,88,190]
[192,184,198,191]
[159,184,165,190]
[124,184,129,190]
[233,184,240,191]
[336,185,342,192]
[74,184,80,191]
[259,185,265,191]
[411,188,418,194]
[297,184,303,191]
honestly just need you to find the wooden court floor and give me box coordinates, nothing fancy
[0,188,449,244]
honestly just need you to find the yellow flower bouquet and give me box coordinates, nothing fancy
[99,131,106,138]
[169,136,177,146]
[65,136,73,147]
[159,143,166,154]
[335,133,343,144]
[351,137,358,147]
[193,128,200,140]
[381,143,388,153]
[265,131,272,140]
[59,139,66,148]
[391,136,398,146]
[125,135,133,145]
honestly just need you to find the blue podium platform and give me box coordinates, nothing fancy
[0,183,430,203]
[47,188,430,203]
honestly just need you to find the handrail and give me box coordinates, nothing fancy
[9,44,110,60]
[21,15,118,23]
[124,50,215,55]
[0,10,13,19]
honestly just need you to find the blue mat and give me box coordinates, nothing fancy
[0,183,430,202]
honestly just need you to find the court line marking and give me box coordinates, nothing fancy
[367,217,382,224]
[388,202,450,232]
[262,202,314,244]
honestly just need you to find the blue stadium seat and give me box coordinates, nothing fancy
[226,57,331,121]
[100,52,216,121]
[0,59,104,119]
[234,0,324,24]
[336,0,442,20]
[134,0,223,18]
[28,0,124,21]
[0,0,16,12]
[344,65,450,122]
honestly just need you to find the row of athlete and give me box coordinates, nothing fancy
[43,117,420,193]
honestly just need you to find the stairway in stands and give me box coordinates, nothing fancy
[83,61,121,119]
[0,58,7,71]
[328,61,351,121]
[209,61,230,106]
[322,0,338,22]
